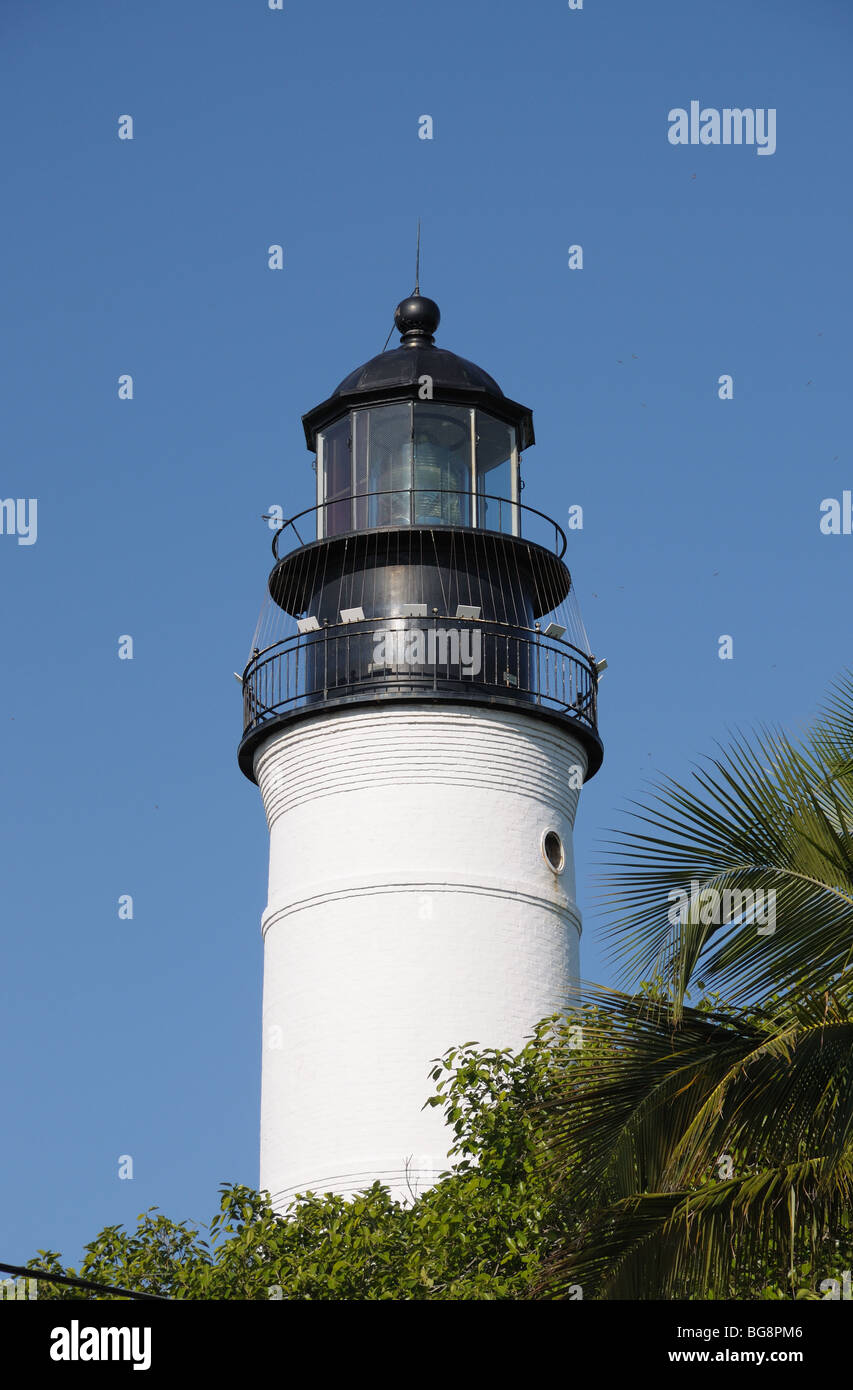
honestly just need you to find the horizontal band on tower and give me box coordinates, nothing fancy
[265,1166,449,1208]
[260,875,584,940]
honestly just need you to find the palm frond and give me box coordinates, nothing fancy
[540,986,853,1298]
[546,1157,853,1299]
[595,708,853,1010]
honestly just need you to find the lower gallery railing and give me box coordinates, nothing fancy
[241,619,598,737]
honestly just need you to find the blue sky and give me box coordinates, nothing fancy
[1,0,850,1265]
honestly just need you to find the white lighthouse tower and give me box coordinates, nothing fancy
[239,292,603,1207]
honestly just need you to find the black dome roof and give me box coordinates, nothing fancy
[333,342,503,398]
[302,295,534,451]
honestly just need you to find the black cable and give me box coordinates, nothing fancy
[0,1261,169,1302]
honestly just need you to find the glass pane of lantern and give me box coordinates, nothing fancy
[352,408,369,530]
[321,415,352,537]
[476,414,516,534]
[412,405,472,526]
[358,403,413,528]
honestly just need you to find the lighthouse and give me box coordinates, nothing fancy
[238,292,603,1207]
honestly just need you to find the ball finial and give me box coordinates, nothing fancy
[394,294,440,346]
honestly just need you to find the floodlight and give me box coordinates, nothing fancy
[297,616,321,634]
[455,604,481,621]
[340,607,365,624]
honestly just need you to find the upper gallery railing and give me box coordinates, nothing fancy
[270,490,568,561]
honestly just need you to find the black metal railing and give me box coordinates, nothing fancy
[240,616,597,738]
[271,490,568,561]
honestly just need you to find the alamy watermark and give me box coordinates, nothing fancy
[820,1270,852,1300]
[373,626,482,677]
[667,881,776,935]
[1,1277,37,1300]
[0,498,38,545]
[50,1321,151,1371]
[820,493,853,534]
[668,103,776,156]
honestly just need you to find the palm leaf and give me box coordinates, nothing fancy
[541,986,853,1298]
[595,685,853,1010]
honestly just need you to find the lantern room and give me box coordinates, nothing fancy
[315,402,520,536]
[301,294,534,541]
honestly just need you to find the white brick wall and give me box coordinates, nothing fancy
[254,702,587,1206]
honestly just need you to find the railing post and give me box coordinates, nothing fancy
[323,620,328,701]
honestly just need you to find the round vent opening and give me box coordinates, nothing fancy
[542,830,565,873]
